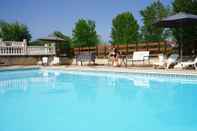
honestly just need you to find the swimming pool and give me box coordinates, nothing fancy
[0,69,197,131]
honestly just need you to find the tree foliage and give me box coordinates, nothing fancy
[0,21,31,41]
[72,19,99,47]
[111,12,139,45]
[172,0,197,55]
[140,1,170,42]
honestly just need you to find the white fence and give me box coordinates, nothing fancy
[27,46,55,56]
[0,39,55,56]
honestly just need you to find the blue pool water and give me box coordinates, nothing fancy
[0,69,197,131]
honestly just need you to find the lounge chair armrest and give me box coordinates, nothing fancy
[143,55,149,60]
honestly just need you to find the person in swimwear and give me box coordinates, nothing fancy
[109,48,120,66]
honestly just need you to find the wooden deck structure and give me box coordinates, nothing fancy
[73,41,174,58]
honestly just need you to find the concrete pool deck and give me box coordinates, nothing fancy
[0,65,197,76]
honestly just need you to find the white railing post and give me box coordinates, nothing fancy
[22,39,27,55]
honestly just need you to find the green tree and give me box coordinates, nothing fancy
[172,0,197,55]
[111,12,139,45]
[140,1,170,42]
[72,19,99,47]
[0,21,31,41]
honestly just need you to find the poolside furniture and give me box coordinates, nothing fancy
[174,57,197,69]
[154,54,178,69]
[166,54,179,69]
[126,51,150,66]
[76,52,96,66]
[118,54,127,66]
[153,54,166,69]
[42,57,48,66]
[50,57,60,65]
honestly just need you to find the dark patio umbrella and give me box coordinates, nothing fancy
[155,12,197,61]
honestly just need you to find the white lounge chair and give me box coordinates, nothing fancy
[166,54,179,69]
[50,57,60,65]
[174,57,197,69]
[153,54,166,69]
[42,57,48,66]
[126,51,150,66]
[153,54,179,69]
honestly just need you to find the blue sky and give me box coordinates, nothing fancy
[0,0,172,41]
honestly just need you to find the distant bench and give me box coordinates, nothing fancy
[126,51,150,66]
[76,52,96,65]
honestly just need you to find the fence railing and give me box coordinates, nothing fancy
[0,46,26,56]
[73,41,174,58]
[0,39,55,56]
[27,46,55,56]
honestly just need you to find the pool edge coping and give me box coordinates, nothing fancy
[0,65,197,77]
[0,66,41,72]
[41,66,197,77]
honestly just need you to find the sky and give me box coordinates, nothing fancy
[0,0,172,41]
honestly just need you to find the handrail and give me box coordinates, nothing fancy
[0,40,56,56]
